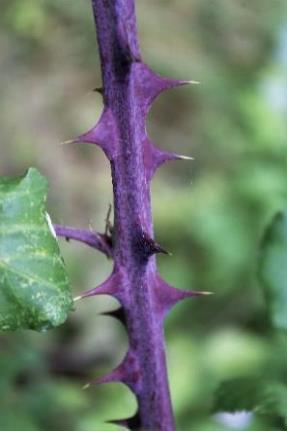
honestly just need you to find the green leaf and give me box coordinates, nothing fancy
[259,211,287,331]
[0,168,73,331]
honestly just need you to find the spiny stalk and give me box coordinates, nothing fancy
[62,1,202,429]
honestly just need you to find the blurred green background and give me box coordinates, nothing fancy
[1,0,287,430]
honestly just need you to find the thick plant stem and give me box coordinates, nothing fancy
[91,0,176,429]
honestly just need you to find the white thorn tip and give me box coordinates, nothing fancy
[178,154,194,161]
[60,139,76,146]
[187,80,200,85]
[73,295,83,302]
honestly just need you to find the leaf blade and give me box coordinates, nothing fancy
[0,168,73,331]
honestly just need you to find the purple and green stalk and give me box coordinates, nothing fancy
[60,1,204,429]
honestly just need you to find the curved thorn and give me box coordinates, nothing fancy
[94,350,142,393]
[93,86,104,95]
[101,307,127,326]
[144,139,194,180]
[150,240,169,256]
[107,412,141,429]
[154,275,212,316]
[77,271,121,301]
[63,109,116,160]
[96,368,123,385]
[136,63,198,114]
[133,227,170,260]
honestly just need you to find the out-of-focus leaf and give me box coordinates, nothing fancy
[214,378,287,427]
[0,168,73,331]
[257,382,287,423]
[259,211,287,331]
[0,412,39,431]
[213,377,263,413]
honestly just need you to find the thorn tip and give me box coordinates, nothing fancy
[186,80,200,85]
[177,154,194,161]
[93,86,104,95]
[60,139,76,146]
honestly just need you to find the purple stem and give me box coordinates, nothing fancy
[54,224,112,258]
[90,1,176,429]
[74,0,198,429]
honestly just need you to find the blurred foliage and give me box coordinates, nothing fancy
[259,211,287,332]
[1,0,287,430]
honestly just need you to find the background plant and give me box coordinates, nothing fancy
[1,1,287,430]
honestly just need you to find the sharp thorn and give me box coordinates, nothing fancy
[96,368,123,385]
[152,242,170,255]
[185,80,200,85]
[177,154,194,161]
[60,139,76,146]
[77,271,120,300]
[101,307,126,325]
[199,291,214,296]
[73,295,83,302]
[107,414,141,428]
[93,86,104,95]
